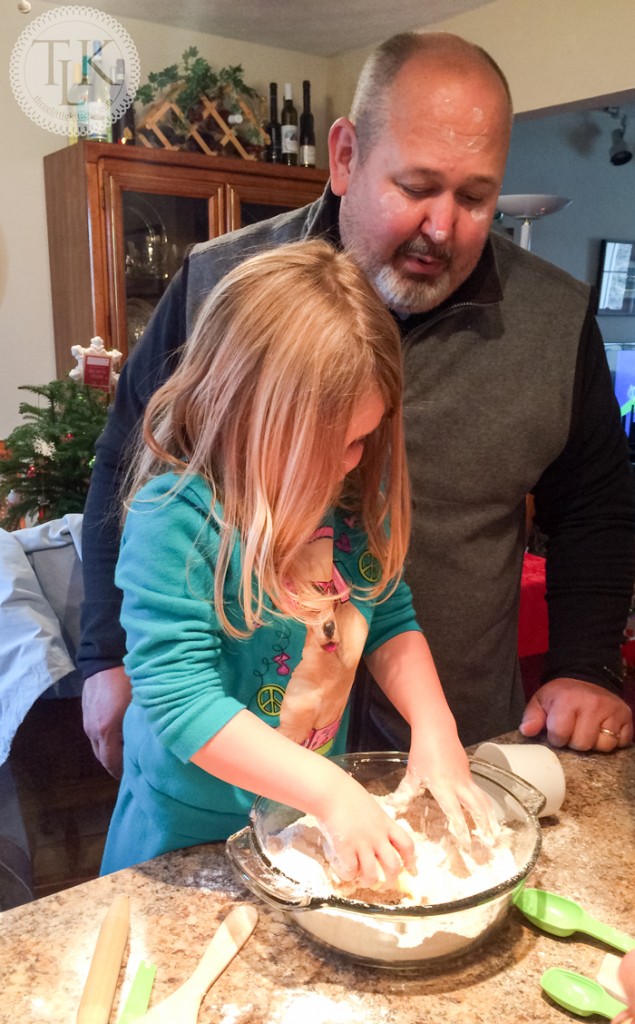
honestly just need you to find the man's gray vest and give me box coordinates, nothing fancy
[186,194,591,746]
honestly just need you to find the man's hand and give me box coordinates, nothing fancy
[520,677,633,751]
[81,666,131,778]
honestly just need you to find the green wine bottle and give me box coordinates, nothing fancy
[299,80,316,167]
[88,42,112,142]
[265,82,282,163]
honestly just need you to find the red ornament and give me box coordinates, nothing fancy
[26,465,36,478]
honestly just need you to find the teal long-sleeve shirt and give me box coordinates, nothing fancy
[101,473,420,873]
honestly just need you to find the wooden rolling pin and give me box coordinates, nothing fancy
[76,894,130,1024]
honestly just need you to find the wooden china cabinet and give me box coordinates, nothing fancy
[44,142,328,377]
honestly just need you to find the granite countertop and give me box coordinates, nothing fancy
[1,734,634,1024]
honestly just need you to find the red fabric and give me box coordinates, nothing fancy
[622,640,635,667]
[518,553,549,658]
[518,556,634,710]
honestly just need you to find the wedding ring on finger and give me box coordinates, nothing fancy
[599,727,620,740]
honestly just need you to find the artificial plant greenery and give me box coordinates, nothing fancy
[136,48,257,111]
[0,380,109,530]
[135,48,265,152]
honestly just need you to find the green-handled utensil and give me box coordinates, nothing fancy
[514,887,635,953]
[541,967,628,1019]
[118,961,157,1024]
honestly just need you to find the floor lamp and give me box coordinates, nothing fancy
[496,194,571,250]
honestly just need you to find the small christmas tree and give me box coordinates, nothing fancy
[0,380,109,530]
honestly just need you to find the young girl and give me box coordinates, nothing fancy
[101,240,495,886]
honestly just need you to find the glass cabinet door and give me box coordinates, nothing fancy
[112,175,324,354]
[225,174,327,232]
[122,191,210,351]
[103,164,225,361]
[44,143,328,376]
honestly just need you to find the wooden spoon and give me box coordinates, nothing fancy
[135,904,258,1024]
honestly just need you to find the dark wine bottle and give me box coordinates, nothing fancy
[265,82,282,163]
[280,83,298,166]
[299,80,316,168]
[111,59,136,144]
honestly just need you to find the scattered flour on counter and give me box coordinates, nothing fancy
[264,788,519,908]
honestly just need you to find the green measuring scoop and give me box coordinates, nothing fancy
[514,887,635,953]
[541,967,628,1019]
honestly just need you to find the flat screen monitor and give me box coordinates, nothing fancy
[605,342,635,458]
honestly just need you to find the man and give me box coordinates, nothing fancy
[79,31,635,779]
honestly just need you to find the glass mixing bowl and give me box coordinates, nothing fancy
[226,752,544,968]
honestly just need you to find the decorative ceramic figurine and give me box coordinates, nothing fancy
[69,336,122,392]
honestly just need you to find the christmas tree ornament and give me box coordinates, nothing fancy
[33,437,56,458]
[69,336,122,392]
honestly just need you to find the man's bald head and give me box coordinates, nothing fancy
[350,31,513,163]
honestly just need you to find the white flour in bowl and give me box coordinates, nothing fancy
[264,788,519,908]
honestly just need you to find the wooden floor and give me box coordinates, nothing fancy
[6,697,119,903]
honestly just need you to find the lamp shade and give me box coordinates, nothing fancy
[496,195,571,219]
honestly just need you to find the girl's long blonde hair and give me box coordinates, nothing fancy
[126,239,411,636]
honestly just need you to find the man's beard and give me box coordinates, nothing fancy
[355,237,454,315]
[373,261,452,314]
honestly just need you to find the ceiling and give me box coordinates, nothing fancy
[85,0,496,58]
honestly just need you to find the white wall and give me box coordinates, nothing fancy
[330,0,635,118]
[0,2,329,437]
[3,0,635,437]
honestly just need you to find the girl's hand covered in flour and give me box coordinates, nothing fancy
[365,630,499,852]
[316,773,416,887]
[405,740,499,850]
